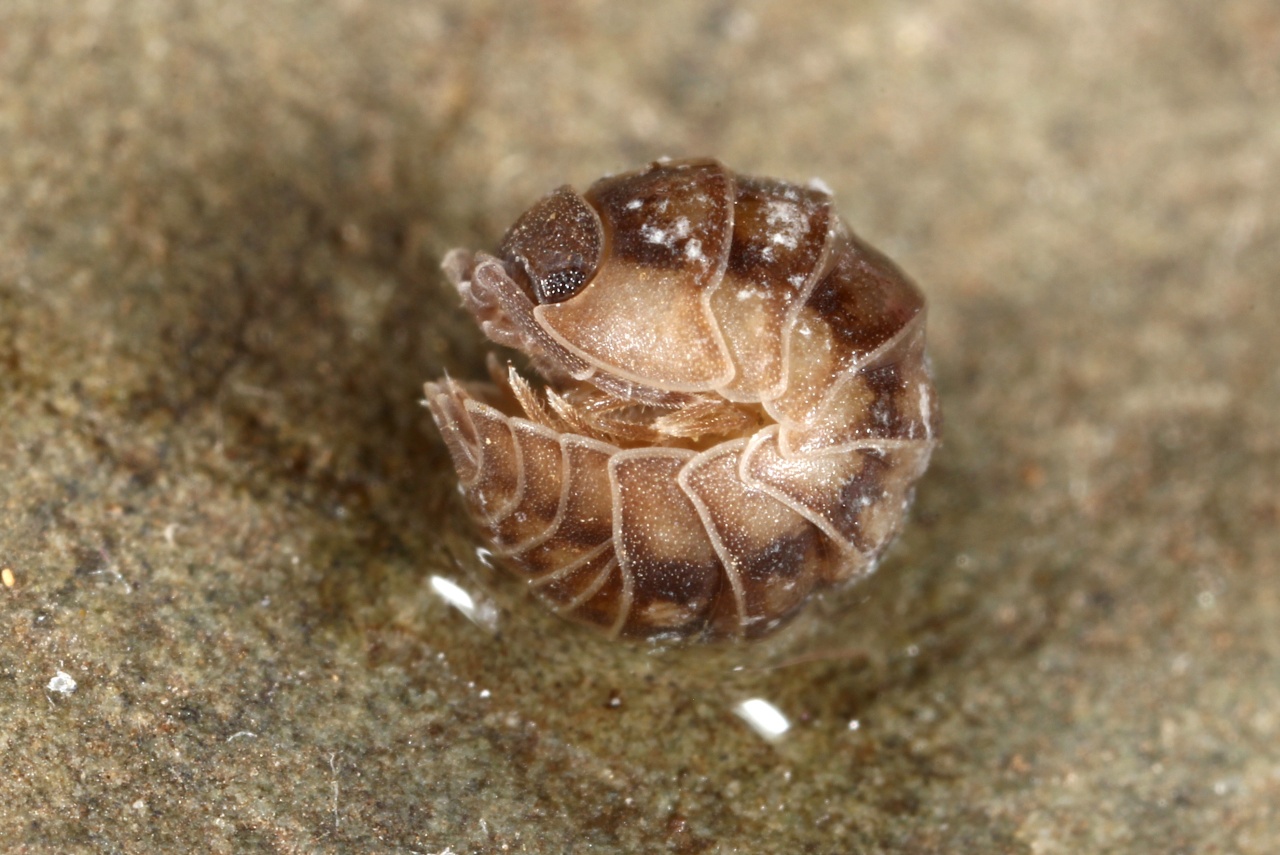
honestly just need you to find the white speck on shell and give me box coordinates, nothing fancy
[765,200,806,250]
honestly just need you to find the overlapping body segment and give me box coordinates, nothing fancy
[426,158,938,642]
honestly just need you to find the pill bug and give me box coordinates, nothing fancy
[426,158,938,642]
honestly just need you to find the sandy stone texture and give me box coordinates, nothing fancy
[2,0,1278,852]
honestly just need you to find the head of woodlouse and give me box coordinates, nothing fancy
[426,158,939,643]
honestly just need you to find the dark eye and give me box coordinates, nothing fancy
[499,186,603,304]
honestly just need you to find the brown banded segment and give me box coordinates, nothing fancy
[680,441,826,638]
[724,179,831,283]
[712,177,835,402]
[780,313,935,455]
[529,542,617,611]
[535,160,737,391]
[486,419,566,552]
[807,232,924,358]
[499,434,617,577]
[732,528,828,637]
[767,230,924,429]
[610,449,723,638]
[460,400,522,522]
[744,431,932,577]
[587,159,734,273]
[563,559,631,637]
[499,186,603,305]
[741,427,893,565]
[841,443,933,564]
[424,380,480,486]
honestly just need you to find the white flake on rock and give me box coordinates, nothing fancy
[47,670,77,695]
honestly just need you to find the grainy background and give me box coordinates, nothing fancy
[2,1,1278,852]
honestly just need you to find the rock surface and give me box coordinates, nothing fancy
[2,1,1277,851]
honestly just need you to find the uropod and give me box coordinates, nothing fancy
[426,158,938,643]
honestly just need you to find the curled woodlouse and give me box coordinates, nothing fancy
[426,158,938,643]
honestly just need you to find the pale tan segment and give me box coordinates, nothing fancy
[455,399,524,523]
[779,312,936,456]
[500,434,618,580]
[740,427,932,578]
[486,418,565,552]
[535,160,737,391]
[711,176,835,402]
[424,379,481,487]
[766,231,925,432]
[609,449,723,638]
[679,441,827,639]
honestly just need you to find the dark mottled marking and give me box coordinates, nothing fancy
[586,159,733,275]
[859,361,908,436]
[734,526,829,636]
[726,177,831,287]
[736,526,818,583]
[807,233,924,358]
[833,450,892,553]
[621,554,722,638]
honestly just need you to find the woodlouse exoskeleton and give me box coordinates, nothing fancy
[426,158,938,643]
